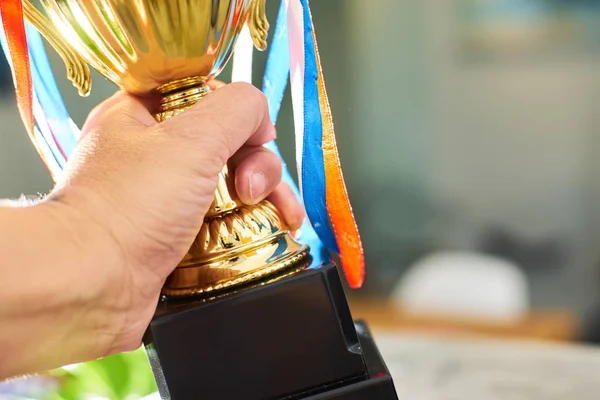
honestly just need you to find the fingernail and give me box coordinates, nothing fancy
[249,172,267,203]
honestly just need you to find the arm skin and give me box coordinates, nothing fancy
[0,82,305,380]
[0,201,120,378]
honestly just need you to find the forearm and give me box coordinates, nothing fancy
[0,201,116,379]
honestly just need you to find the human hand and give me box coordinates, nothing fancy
[34,82,303,371]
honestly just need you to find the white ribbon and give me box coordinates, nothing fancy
[284,0,306,195]
[231,24,254,84]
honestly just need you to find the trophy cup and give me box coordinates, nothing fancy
[7,0,399,398]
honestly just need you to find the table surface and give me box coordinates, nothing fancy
[374,330,600,400]
[349,299,579,341]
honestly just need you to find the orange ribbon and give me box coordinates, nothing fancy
[312,31,365,289]
[1,2,64,180]
[1,0,33,135]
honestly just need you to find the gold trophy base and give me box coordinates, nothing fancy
[161,201,310,298]
[155,79,311,298]
[162,234,310,297]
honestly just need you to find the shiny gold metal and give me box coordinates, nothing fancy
[26,0,309,297]
[22,0,91,96]
[36,0,269,94]
[161,261,312,310]
[248,0,269,51]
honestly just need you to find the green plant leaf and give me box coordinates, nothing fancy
[122,348,158,397]
[50,347,157,400]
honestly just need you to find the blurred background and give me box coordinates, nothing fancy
[4,0,600,398]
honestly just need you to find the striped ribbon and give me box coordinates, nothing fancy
[0,0,77,180]
[282,0,364,287]
[233,0,327,269]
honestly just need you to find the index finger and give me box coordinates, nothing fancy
[82,91,161,135]
[158,82,276,158]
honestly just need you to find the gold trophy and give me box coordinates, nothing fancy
[22,0,310,297]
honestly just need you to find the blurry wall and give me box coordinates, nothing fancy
[422,0,600,313]
[341,0,600,313]
[425,1,598,249]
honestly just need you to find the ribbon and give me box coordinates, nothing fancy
[0,2,37,156]
[0,2,77,180]
[261,1,291,125]
[286,0,339,256]
[260,1,327,268]
[231,24,254,84]
[313,29,364,287]
[285,0,364,288]
[24,22,79,157]
[0,1,32,134]
[234,1,327,268]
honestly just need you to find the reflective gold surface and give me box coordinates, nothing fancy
[26,0,309,297]
[22,0,91,96]
[36,0,269,94]
[160,262,311,311]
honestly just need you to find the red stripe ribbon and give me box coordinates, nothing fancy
[0,0,34,137]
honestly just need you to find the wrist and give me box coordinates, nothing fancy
[37,198,131,357]
[0,199,125,378]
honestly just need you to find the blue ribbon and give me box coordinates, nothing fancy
[298,0,338,254]
[261,1,290,125]
[262,0,328,267]
[25,22,77,158]
[0,18,76,170]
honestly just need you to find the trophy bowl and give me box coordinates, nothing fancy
[38,0,267,95]
[22,0,310,297]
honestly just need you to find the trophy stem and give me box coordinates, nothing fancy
[154,77,310,298]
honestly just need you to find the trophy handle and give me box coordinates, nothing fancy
[248,0,269,51]
[22,0,91,97]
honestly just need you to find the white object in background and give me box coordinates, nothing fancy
[231,24,254,84]
[392,251,529,323]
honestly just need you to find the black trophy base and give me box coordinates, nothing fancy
[143,264,398,400]
[302,321,397,400]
